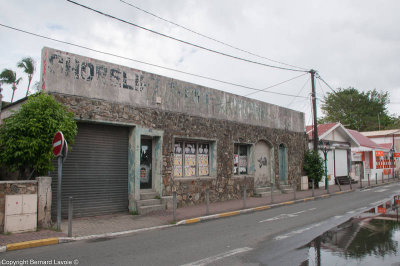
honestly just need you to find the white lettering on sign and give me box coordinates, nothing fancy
[53,140,62,147]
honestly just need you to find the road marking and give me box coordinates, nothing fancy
[180,247,253,266]
[186,218,200,224]
[219,211,240,218]
[334,215,343,219]
[370,200,385,206]
[253,206,271,211]
[359,189,371,192]
[375,189,388,193]
[346,210,355,214]
[259,208,316,223]
[274,222,323,240]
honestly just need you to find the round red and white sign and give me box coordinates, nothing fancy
[52,131,65,157]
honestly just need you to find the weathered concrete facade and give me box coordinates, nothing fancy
[42,47,307,210]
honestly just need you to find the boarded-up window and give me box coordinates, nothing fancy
[173,141,209,177]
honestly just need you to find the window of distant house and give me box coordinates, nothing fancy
[234,144,249,175]
[173,141,209,177]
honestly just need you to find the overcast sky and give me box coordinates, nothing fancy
[1,0,399,126]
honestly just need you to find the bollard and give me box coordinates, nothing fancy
[173,191,177,222]
[270,184,274,203]
[68,196,73,237]
[376,173,378,184]
[206,188,210,215]
[327,179,330,194]
[312,180,315,197]
[368,174,370,187]
[293,180,297,200]
[382,172,384,183]
[349,177,352,190]
[360,176,363,189]
[243,184,247,209]
[337,178,342,191]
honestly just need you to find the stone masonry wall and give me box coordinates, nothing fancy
[54,93,308,207]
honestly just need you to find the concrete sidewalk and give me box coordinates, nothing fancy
[1,178,397,251]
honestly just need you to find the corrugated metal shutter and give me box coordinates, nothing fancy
[51,123,129,218]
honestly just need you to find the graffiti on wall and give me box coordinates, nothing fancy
[258,157,267,168]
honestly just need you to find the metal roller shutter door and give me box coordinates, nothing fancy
[51,123,129,218]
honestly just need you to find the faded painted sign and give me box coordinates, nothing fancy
[41,47,305,132]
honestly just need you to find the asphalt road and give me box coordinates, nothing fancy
[3,183,400,266]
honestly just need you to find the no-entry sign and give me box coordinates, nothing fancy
[52,131,65,157]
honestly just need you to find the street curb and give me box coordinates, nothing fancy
[176,180,399,225]
[4,238,59,252]
[58,224,174,243]
[176,189,354,225]
[1,180,397,252]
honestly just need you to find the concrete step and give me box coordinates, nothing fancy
[140,190,158,200]
[254,187,282,198]
[254,186,272,194]
[279,185,294,194]
[138,204,165,215]
[254,190,282,198]
[136,198,162,207]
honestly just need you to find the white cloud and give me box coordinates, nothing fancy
[0,0,399,121]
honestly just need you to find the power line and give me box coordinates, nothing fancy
[0,23,308,99]
[243,73,308,97]
[214,73,309,107]
[316,77,326,99]
[66,0,308,73]
[119,0,308,71]
[287,76,310,108]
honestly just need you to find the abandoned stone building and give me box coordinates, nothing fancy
[38,47,308,217]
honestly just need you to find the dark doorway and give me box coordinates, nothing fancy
[140,138,152,189]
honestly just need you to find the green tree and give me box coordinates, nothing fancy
[303,150,324,187]
[17,57,36,97]
[0,69,22,103]
[319,87,395,131]
[0,93,77,179]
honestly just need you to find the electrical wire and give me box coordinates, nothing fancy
[243,73,308,97]
[119,0,308,71]
[287,76,310,108]
[0,23,309,99]
[316,76,326,99]
[66,0,308,73]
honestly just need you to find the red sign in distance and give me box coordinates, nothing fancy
[52,131,65,157]
[394,153,400,158]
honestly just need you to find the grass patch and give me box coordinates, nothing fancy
[130,210,139,215]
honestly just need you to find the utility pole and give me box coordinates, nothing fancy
[310,69,318,151]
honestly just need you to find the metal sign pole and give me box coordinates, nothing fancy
[57,155,63,231]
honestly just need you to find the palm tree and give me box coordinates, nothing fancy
[17,57,35,97]
[0,69,22,103]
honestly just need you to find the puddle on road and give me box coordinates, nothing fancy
[299,197,400,265]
